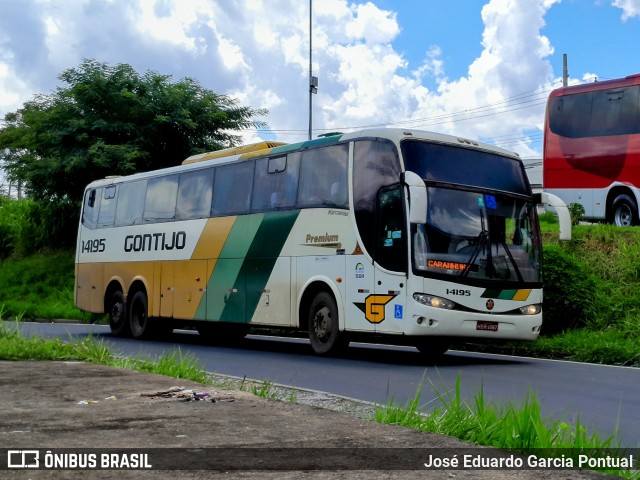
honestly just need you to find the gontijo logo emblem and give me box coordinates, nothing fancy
[354,294,397,324]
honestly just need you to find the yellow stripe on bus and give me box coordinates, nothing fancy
[191,216,237,260]
[512,289,531,301]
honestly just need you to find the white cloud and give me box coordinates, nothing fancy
[217,35,249,71]
[413,46,446,82]
[344,2,399,43]
[0,0,593,160]
[611,0,640,20]
[411,0,561,156]
[134,0,214,54]
[0,61,31,113]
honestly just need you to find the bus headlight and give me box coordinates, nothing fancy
[413,293,455,310]
[519,304,541,315]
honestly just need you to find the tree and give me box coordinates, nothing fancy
[0,59,267,202]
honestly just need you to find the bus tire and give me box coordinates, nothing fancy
[129,291,150,339]
[415,338,450,361]
[108,290,130,337]
[308,292,345,355]
[612,194,638,227]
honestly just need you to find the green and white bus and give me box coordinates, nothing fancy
[75,128,570,357]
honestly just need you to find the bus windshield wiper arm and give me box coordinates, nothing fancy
[500,241,524,282]
[461,210,491,277]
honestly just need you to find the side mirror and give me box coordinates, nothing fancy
[402,171,427,224]
[534,192,572,240]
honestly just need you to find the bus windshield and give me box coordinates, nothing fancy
[412,187,541,283]
[402,140,541,284]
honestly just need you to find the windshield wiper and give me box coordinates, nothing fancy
[461,210,492,277]
[499,238,524,282]
[461,209,525,281]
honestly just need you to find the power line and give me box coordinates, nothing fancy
[250,81,561,142]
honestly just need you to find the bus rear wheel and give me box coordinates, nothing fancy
[308,292,346,355]
[129,291,151,339]
[108,290,130,337]
[612,194,638,227]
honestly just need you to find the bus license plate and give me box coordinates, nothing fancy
[476,321,498,332]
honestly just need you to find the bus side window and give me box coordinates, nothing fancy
[590,87,640,136]
[82,188,101,229]
[115,180,147,226]
[297,144,348,208]
[144,175,178,223]
[176,168,214,220]
[97,185,118,228]
[550,93,593,138]
[212,161,255,216]
[251,154,299,211]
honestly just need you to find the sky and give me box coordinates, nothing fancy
[1,0,640,166]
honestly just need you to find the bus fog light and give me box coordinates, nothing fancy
[519,304,541,315]
[416,316,425,325]
[413,293,455,310]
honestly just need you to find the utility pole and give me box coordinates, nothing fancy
[562,53,569,87]
[308,0,318,140]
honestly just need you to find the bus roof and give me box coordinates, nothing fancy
[83,128,518,190]
[182,141,287,164]
[339,127,518,157]
[549,73,640,98]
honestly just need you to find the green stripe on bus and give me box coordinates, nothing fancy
[269,135,342,155]
[221,210,300,323]
[199,214,264,321]
[481,289,518,300]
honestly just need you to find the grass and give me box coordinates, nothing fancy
[462,328,640,367]
[375,375,638,478]
[248,378,298,403]
[0,251,96,322]
[0,318,208,383]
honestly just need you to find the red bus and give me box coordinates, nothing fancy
[543,74,640,226]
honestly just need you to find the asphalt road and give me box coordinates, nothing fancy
[15,321,640,449]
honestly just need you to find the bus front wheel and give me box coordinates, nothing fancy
[129,291,151,339]
[308,292,346,355]
[612,194,638,227]
[108,290,130,337]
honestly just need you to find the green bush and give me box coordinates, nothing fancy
[541,246,597,335]
[0,251,93,321]
[0,197,79,257]
[538,210,558,224]
[0,197,29,258]
[0,223,12,262]
[568,202,586,225]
